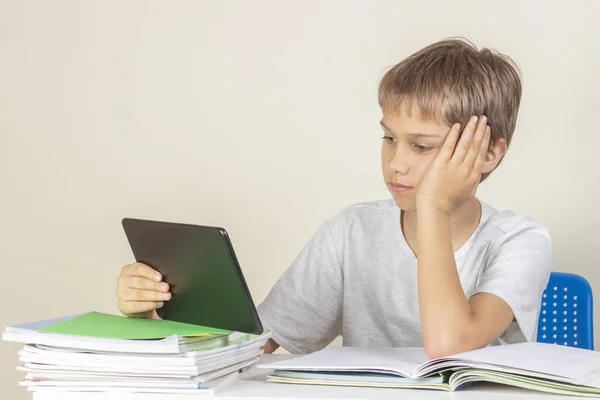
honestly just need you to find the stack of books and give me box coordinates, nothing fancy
[3,311,270,394]
[259,342,600,397]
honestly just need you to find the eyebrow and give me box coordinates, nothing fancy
[379,121,444,138]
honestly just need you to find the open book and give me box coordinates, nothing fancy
[259,342,600,397]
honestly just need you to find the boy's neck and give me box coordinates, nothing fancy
[401,198,482,255]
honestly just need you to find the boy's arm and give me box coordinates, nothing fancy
[415,116,513,358]
[263,338,280,354]
[417,205,514,359]
[257,220,344,354]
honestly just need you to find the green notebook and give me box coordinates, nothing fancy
[40,312,232,340]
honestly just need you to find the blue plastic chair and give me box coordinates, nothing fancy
[537,272,594,350]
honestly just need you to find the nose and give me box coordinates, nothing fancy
[387,145,410,176]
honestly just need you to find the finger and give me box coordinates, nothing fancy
[120,288,171,302]
[127,276,170,292]
[463,115,488,167]
[123,263,162,282]
[119,301,164,316]
[473,125,492,173]
[438,123,462,162]
[451,115,479,163]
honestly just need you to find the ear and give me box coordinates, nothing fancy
[481,138,507,175]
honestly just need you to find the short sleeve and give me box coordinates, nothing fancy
[474,221,552,343]
[257,221,343,354]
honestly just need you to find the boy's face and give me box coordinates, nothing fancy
[380,103,451,212]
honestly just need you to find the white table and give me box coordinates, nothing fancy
[32,354,578,400]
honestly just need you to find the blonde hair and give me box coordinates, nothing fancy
[378,38,522,181]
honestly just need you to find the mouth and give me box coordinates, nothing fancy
[389,183,413,194]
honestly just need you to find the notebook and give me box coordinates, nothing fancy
[2,311,232,353]
[3,313,271,394]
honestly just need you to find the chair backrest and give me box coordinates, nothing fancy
[537,272,594,350]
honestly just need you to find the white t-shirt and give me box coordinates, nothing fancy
[257,199,552,354]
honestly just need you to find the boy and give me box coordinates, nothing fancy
[116,38,552,359]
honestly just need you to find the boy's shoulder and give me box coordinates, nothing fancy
[327,199,549,231]
[480,201,552,252]
[322,199,551,250]
[321,199,398,240]
[326,199,397,224]
[325,199,552,247]
[481,201,550,235]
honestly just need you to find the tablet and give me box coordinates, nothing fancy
[122,218,263,334]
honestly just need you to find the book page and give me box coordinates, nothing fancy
[259,346,431,378]
[432,342,600,386]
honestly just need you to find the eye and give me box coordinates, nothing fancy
[382,136,397,144]
[413,144,432,153]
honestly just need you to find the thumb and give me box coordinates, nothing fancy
[150,310,162,320]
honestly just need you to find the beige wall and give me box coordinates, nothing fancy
[1,0,599,398]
